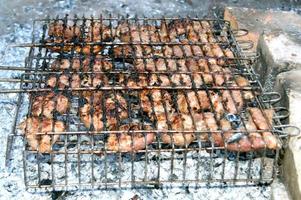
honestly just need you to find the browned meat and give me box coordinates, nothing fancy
[161,113,195,147]
[51,59,70,70]
[202,44,214,57]
[211,44,224,58]
[203,112,223,146]
[19,117,65,153]
[223,48,234,59]
[235,76,254,100]
[222,87,243,114]
[220,119,252,152]
[187,29,199,42]
[171,74,192,86]
[245,116,266,150]
[107,124,155,152]
[79,104,104,131]
[88,22,115,41]
[93,58,113,72]
[113,45,134,58]
[168,19,187,40]
[149,74,170,86]
[210,64,225,86]
[82,91,103,106]
[134,59,157,71]
[220,118,238,150]
[48,22,80,40]
[249,108,280,149]
[209,91,224,119]
[31,93,69,118]
[192,113,208,140]
[75,43,103,55]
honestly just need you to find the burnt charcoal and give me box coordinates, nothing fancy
[39,179,52,186]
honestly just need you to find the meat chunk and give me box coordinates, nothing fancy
[203,112,223,146]
[160,113,195,147]
[107,124,155,152]
[31,93,69,118]
[249,108,280,149]
[19,117,65,153]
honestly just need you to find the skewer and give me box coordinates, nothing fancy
[0,86,258,94]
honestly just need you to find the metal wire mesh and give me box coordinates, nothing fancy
[1,15,296,191]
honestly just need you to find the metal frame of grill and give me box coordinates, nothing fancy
[0,15,299,192]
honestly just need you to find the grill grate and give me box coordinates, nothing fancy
[0,15,298,191]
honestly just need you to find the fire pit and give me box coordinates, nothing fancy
[0,15,297,193]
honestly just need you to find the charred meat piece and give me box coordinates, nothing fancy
[220,118,252,152]
[235,76,254,100]
[245,115,266,150]
[209,91,224,119]
[19,117,65,153]
[107,123,155,152]
[249,108,280,149]
[79,103,104,131]
[160,113,195,147]
[113,45,134,59]
[168,19,189,40]
[203,112,223,146]
[88,22,115,41]
[48,22,81,40]
[222,86,244,115]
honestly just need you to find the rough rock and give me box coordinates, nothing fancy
[271,180,290,200]
[258,32,301,89]
[275,70,301,200]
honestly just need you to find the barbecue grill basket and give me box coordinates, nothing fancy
[0,15,299,191]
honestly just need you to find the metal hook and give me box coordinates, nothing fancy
[261,92,282,104]
[273,107,290,120]
[232,29,249,37]
[274,125,300,138]
[237,40,254,51]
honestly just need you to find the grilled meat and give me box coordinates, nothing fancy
[249,108,279,149]
[19,117,65,153]
[107,123,155,152]
[31,92,69,118]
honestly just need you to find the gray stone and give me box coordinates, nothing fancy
[258,32,301,89]
[275,70,301,200]
[271,180,290,200]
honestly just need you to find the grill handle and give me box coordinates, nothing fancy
[274,125,300,138]
[232,29,249,37]
[0,66,28,94]
[261,92,282,104]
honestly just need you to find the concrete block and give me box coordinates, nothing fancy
[271,180,290,200]
[275,70,301,200]
[258,32,301,87]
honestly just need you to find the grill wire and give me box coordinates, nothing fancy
[0,15,297,191]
